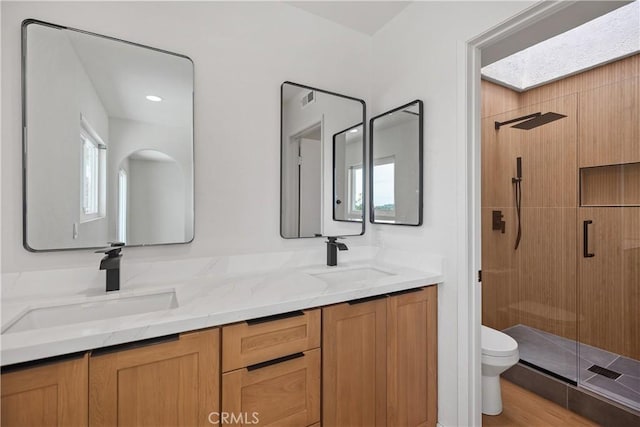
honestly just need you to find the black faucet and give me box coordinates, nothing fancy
[96,242,124,292]
[326,237,348,267]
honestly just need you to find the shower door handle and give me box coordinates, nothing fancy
[583,220,595,258]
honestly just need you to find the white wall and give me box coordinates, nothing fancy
[25,23,110,250]
[1,1,373,273]
[369,2,533,425]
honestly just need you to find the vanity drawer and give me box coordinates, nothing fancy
[222,309,320,372]
[222,348,320,427]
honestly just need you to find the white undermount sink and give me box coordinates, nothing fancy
[311,267,394,284]
[2,290,178,334]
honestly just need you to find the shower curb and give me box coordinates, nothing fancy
[503,362,640,426]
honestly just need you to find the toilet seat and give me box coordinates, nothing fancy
[482,325,518,357]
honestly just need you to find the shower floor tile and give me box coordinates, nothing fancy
[502,324,640,412]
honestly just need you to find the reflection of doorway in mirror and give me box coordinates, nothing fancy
[123,149,186,245]
[118,169,128,243]
[297,126,322,237]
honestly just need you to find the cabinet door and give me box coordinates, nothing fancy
[322,298,387,427]
[89,328,219,427]
[222,349,320,426]
[1,354,88,427]
[387,287,437,427]
[579,76,640,167]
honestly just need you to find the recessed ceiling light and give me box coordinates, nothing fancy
[146,95,163,102]
[349,128,359,133]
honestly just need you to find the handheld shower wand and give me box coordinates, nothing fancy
[512,157,522,250]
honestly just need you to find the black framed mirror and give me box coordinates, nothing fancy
[280,82,365,238]
[369,100,423,226]
[22,20,194,251]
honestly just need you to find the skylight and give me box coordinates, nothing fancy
[482,1,639,91]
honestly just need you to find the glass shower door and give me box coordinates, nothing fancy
[482,93,579,383]
[576,76,640,411]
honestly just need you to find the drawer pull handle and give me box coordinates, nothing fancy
[91,333,179,356]
[388,287,424,297]
[246,310,304,325]
[247,352,305,371]
[348,294,388,305]
[1,351,86,374]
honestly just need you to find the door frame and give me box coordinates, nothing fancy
[457,1,593,425]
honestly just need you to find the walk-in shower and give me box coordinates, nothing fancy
[481,59,640,415]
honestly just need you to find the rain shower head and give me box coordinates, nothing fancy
[511,112,567,130]
[494,112,567,130]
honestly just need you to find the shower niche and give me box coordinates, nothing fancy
[580,162,640,207]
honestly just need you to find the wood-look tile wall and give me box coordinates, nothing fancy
[481,54,640,359]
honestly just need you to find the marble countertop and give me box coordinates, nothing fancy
[1,259,443,366]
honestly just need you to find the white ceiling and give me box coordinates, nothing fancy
[67,30,193,128]
[287,1,411,36]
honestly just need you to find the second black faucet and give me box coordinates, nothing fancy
[326,237,348,266]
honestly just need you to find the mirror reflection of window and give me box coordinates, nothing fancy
[80,117,106,223]
[373,157,395,221]
[348,165,363,217]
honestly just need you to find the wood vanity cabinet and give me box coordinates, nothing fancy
[322,296,388,426]
[322,286,438,427]
[1,354,89,427]
[1,286,438,427]
[222,349,321,426]
[222,309,320,372]
[88,328,220,427]
[221,309,321,426]
[387,287,438,427]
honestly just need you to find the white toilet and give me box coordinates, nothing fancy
[481,325,519,415]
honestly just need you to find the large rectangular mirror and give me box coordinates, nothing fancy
[369,100,423,226]
[23,20,194,251]
[280,82,365,238]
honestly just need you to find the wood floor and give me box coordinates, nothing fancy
[482,380,598,427]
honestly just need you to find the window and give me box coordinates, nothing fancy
[80,117,106,222]
[373,157,395,220]
[118,169,127,243]
[348,165,363,217]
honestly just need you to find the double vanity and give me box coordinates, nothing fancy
[3,17,439,427]
[2,261,442,426]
